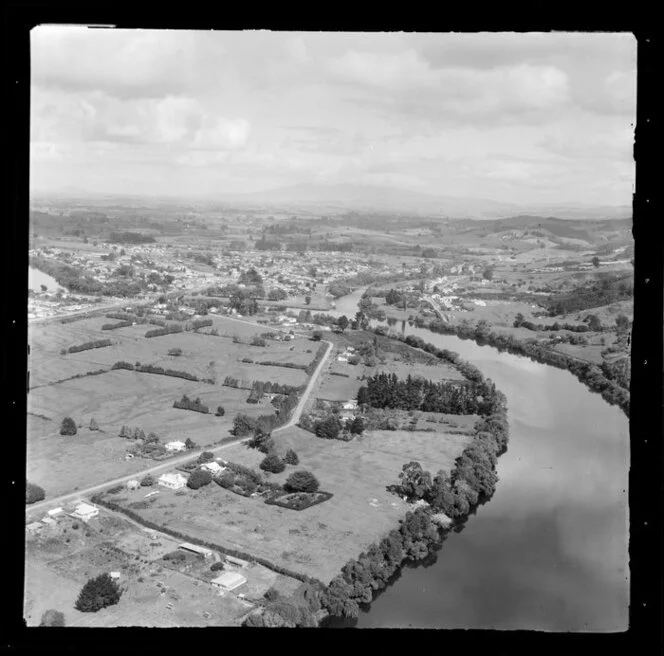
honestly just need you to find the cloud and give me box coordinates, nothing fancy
[328,49,437,89]
[31,26,215,99]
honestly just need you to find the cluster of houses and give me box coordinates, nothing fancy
[26,500,100,533]
[336,345,356,363]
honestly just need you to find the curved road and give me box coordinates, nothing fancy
[26,338,333,517]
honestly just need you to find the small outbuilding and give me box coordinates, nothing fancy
[165,440,187,453]
[178,543,213,559]
[126,480,140,490]
[201,461,225,475]
[26,522,42,532]
[158,472,187,490]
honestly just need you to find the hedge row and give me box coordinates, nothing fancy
[91,494,322,585]
[145,324,184,338]
[305,343,328,376]
[102,321,132,330]
[173,395,209,414]
[29,368,109,390]
[189,318,214,330]
[265,491,334,511]
[67,339,112,353]
[111,361,200,382]
[255,360,308,371]
[105,312,135,321]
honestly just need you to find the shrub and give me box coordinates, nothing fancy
[75,573,122,613]
[260,454,286,474]
[211,561,224,572]
[60,417,77,436]
[264,587,280,602]
[215,472,235,489]
[140,475,154,487]
[168,347,183,356]
[284,449,299,465]
[197,451,215,464]
[314,416,341,440]
[89,417,100,432]
[26,482,46,504]
[215,405,225,416]
[284,470,320,493]
[187,469,213,489]
[39,609,65,627]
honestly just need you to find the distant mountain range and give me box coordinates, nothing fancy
[210,183,631,220]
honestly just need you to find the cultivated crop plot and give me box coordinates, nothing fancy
[24,28,634,631]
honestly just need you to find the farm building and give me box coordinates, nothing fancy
[26,522,42,533]
[47,507,64,518]
[211,571,247,592]
[178,543,214,559]
[70,502,99,522]
[165,440,187,453]
[224,555,249,569]
[126,480,140,490]
[110,571,121,580]
[158,472,187,490]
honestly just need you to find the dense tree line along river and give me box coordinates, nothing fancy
[325,293,629,630]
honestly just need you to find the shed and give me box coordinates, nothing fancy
[47,507,64,517]
[26,522,43,532]
[211,571,247,592]
[178,543,213,559]
[224,555,249,569]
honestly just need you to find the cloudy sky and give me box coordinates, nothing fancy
[30,28,636,205]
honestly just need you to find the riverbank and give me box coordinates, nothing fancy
[411,316,629,417]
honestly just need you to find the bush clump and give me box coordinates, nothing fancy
[26,482,46,504]
[283,449,299,465]
[259,454,286,474]
[210,561,224,572]
[39,609,65,626]
[75,573,122,613]
[284,470,319,493]
[60,416,77,436]
[187,469,213,489]
[140,475,154,487]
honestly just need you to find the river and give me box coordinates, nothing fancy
[28,266,60,292]
[324,301,629,630]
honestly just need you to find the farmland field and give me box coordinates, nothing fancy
[26,370,277,497]
[104,425,472,583]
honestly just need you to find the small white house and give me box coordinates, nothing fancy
[71,502,99,522]
[126,480,140,490]
[26,522,43,533]
[342,400,357,410]
[201,461,225,476]
[47,507,64,518]
[165,440,187,453]
[158,472,187,490]
[110,571,121,580]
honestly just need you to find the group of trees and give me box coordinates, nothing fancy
[357,372,499,416]
[513,314,593,333]
[187,468,213,489]
[111,361,200,382]
[26,482,46,504]
[107,231,155,244]
[418,318,629,415]
[546,274,633,315]
[119,425,160,442]
[65,338,112,354]
[75,573,122,612]
[145,323,184,338]
[101,320,132,330]
[311,414,364,440]
[173,394,210,414]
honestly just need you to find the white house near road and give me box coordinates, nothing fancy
[165,440,187,453]
[158,472,187,490]
[47,507,64,518]
[202,461,225,476]
[127,480,140,490]
[71,502,99,522]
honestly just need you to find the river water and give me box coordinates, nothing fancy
[28,266,60,292]
[325,298,629,631]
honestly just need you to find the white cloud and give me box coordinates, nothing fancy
[194,117,251,150]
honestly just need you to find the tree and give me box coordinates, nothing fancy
[60,417,77,436]
[216,405,226,416]
[26,482,46,504]
[284,449,299,465]
[187,469,213,489]
[513,313,525,328]
[349,417,365,436]
[305,295,312,305]
[482,267,494,281]
[197,451,215,464]
[40,609,65,626]
[311,330,323,342]
[398,461,432,500]
[260,453,286,473]
[145,432,159,444]
[337,315,349,332]
[140,475,154,487]
[89,418,99,432]
[75,573,122,612]
[40,284,48,292]
[285,470,320,493]
[185,437,196,450]
[587,314,602,332]
[592,256,600,268]
[315,416,342,439]
[615,314,630,333]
